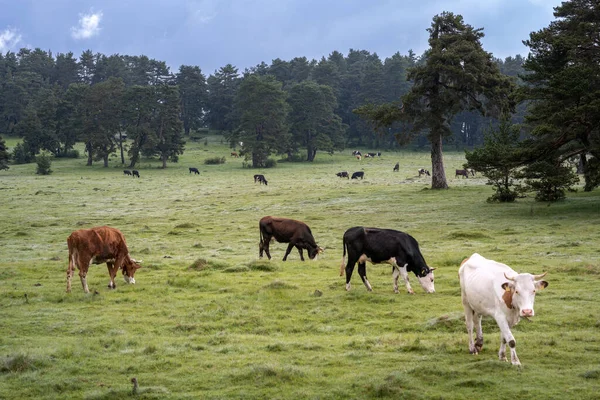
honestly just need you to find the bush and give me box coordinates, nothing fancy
[35,152,53,175]
[264,158,277,168]
[12,142,35,164]
[204,157,226,165]
[56,149,79,159]
[521,161,579,202]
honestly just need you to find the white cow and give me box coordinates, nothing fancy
[458,253,549,366]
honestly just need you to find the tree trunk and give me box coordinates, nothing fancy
[119,131,125,164]
[430,132,448,189]
[103,154,109,167]
[86,141,93,166]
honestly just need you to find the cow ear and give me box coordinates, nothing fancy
[536,280,548,290]
[501,282,511,292]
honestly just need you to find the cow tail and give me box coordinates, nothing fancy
[340,236,347,276]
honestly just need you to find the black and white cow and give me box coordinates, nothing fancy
[254,174,268,185]
[132,170,140,178]
[336,171,349,179]
[340,227,435,294]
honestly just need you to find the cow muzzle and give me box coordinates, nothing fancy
[521,309,534,317]
[124,276,136,284]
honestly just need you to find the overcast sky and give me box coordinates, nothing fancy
[0,0,563,75]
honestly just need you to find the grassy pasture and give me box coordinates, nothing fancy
[1,136,599,399]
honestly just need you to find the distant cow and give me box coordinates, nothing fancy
[340,227,435,294]
[231,152,239,158]
[352,150,362,157]
[377,152,382,157]
[254,174,268,185]
[418,168,430,177]
[393,162,399,172]
[123,170,132,176]
[356,155,362,161]
[66,226,142,293]
[367,152,377,158]
[132,170,140,178]
[351,171,364,180]
[189,167,200,174]
[336,171,349,179]
[459,253,549,366]
[455,169,469,178]
[259,216,323,261]
[467,168,476,176]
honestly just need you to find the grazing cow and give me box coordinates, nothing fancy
[231,152,239,158]
[367,152,377,158]
[352,150,362,157]
[340,227,435,294]
[254,174,268,185]
[259,216,323,261]
[455,169,469,178]
[418,168,430,177]
[351,171,364,180]
[66,226,142,293]
[336,171,349,179]
[132,170,140,178]
[459,253,549,366]
[393,162,399,172]
[377,152,382,157]
[123,170,132,176]
[467,168,476,176]
[356,155,362,161]
[189,167,200,175]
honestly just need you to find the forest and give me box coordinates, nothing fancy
[0,1,599,196]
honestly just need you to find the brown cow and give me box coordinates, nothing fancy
[456,169,469,178]
[259,216,323,261]
[231,152,239,158]
[66,226,142,293]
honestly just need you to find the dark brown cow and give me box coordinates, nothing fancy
[259,216,323,261]
[456,169,469,178]
[66,226,142,293]
[336,171,349,179]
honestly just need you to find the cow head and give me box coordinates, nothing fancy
[502,272,548,317]
[308,246,324,260]
[122,257,142,284]
[416,267,436,293]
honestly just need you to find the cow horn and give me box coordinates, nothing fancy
[429,267,436,271]
[504,272,516,281]
[318,247,324,253]
[533,272,547,280]
[131,258,142,263]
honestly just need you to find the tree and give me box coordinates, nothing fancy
[233,74,290,167]
[123,85,154,168]
[0,136,9,170]
[288,81,345,161]
[465,120,525,202]
[520,0,600,192]
[151,84,184,169]
[356,12,514,189]
[205,64,239,133]
[35,151,52,175]
[176,65,207,135]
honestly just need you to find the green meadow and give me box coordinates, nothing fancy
[1,137,599,399]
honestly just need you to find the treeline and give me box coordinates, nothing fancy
[0,46,525,168]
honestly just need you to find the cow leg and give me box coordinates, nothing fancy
[107,262,117,289]
[297,247,305,261]
[260,237,272,260]
[494,315,519,365]
[392,266,401,293]
[79,267,89,294]
[66,251,76,293]
[463,304,477,354]
[399,263,415,294]
[475,314,483,353]
[357,262,372,291]
[282,243,295,261]
[344,257,358,291]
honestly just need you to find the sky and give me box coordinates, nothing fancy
[0,0,564,75]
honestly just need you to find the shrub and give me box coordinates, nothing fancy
[12,142,35,164]
[520,160,579,202]
[204,157,226,165]
[264,158,277,168]
[35,152,53,175]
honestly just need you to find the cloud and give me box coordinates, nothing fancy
[186,0,218,24]
[71,11,103,40]
[0,28,22,52]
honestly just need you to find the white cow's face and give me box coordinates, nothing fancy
[502,273,548,317]
[417,270,435,293]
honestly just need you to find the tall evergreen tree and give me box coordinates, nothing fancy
[0,136,10,170]
[206,64,239,133]
[520,0,600,192]
[356,12,514,189]
[151,84,184,169]
[233,74,289,167]
[176,65,207,135]
[288,81,345,161]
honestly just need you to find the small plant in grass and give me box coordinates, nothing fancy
[204,156,226,165]
[35,152,53,175]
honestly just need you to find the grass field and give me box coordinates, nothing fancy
[1,136,599,399]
